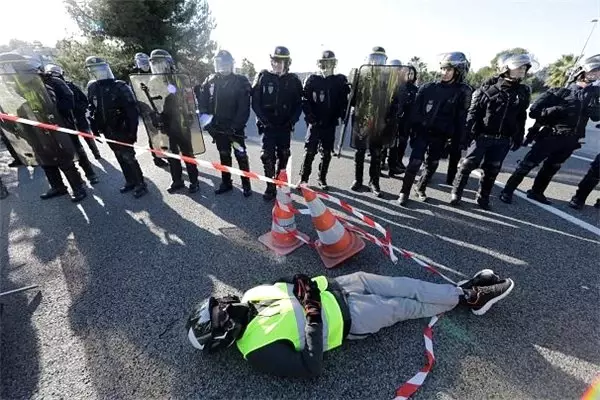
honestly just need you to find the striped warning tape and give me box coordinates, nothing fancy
[0,112,392,249]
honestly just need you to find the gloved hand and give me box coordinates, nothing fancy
[292,273,311,300]
[302,279,322,324]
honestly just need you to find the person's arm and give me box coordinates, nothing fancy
[196,76,211,115]
[465,86,484,138]
[529,89,560,120]
[117,82,140,138]
[86,83,99,135]
[512,85,531,149]
[290,74,303,126]
[302,75,318,124]
[338,75,350,120]
[232,76,251,131]
[251,71,269,125]
[453,84,473,148]
[587,86,600,122]
[409,83,430,135]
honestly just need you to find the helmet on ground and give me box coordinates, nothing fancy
[186,296,244,353]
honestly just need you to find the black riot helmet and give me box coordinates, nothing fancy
[439,52,470,83]
[134,52,150,72]
[367,46,387,65]
[572,54,600,83]
[186,295,246,352]
[149,49,175,74]
[270,46,291,76]
[84,56,115,81]
[317,50,337,76]
[497,52,538,82]
[213,49,235,76]
[44,63,64,79]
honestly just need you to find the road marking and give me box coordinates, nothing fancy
[571,154,595,163]
[472,171,600,237]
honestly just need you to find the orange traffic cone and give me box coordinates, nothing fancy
[301,186,365,268]
[259,170,309,256]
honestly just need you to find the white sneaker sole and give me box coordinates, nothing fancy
[472,279,515,316]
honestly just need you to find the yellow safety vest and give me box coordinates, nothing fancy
[236,276,344,358]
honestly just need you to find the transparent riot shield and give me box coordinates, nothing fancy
[350,64,407,149]
[0,66,75,166]
[130,73,206,156]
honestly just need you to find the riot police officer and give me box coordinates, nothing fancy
[0,53,87,202]
[299,50,349,190]
[86,56,148,198]
[44,64,101,182]
[197,50,252,197]
[569,153,600,209]
[386,65,418,177]
[130,52,169,168]
[500,54,600,204]
[397,52,472,206]
[251,46,303,201]
[380,58,401,173]
[350,46,389,197]
[450,52,534,209]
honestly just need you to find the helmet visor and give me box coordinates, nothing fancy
[86,63,114,80]
[505,53,540,74]
[214,57,234,75]
[317,58,336,73]
[367,53,387,65]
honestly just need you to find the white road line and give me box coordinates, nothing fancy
[472,171,600,237]
[571,154,595,163]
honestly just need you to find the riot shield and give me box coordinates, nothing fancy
[130,73,206,156]
[350,64,407,149]
[0,66,75,166]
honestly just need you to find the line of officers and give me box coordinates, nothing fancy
[0,47,599,210]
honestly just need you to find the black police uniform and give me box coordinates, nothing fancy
[251,70,303,198]
[399,81,472,199]
[197,72,252,195]
[299,73,349,187]
[500,83,600,204]
[570,153,600,208]
[88,79,148,197]
[386,80,418,176]
[65,80,101,159]
[41,76,87,201]
[452,77,530,208]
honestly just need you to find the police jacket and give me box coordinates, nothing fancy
[196,73,251,134]
[240,276,351,378]
[529,83,600,138]
[410,81,472,143]
[251,70,303,130]
[389,82,418,137]
[43,75,76,129]
[467,77,530,143]
[302,74,349,128]
[65,80,91,131]
[87,79,139,139]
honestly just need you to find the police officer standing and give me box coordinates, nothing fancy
[44,64,100,183]
[197,50,253,197]
[386,65,418,177]
[450,52,534,209]
[86,56,148,198]
[252,46,303,201]
[500,54,600,204]
[299,50,349,190]
[397,52,472,205]
[131,52,170,168]
[350,46,389,196]
[380,58,402,173]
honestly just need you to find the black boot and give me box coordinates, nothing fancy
[528,163,559,205]
[450,171,470,205]
[40,187,68,200]
[71,187,87,202]
[526,190,551,205]
[133,182,148,198]
[351,151,365,191]
[236,154,252,197]
[399,170,417,204]
[215,178,234,195]
[168,181,186,194]
[63,165,86,202]
[501,168,529,203]
[317,153,331,190]
[188,181,200,194]
[242,179,252,197]
[262,161,277,201]
[299,151,316,184]
[476,194,491,210]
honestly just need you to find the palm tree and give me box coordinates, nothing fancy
[546,54,576,88]
[409,56,427,73]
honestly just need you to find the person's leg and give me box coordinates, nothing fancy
[299,125,319,183]
[500,137,550,203]
[570,154,600,208]
[261,132,277,200]
[351,148,366,191]
[451,138,486,204]
[477,138,510,209]
[398,136,428,203]
[179,136,199,193]
[335,271,461,305]
[529,139,578,204]
[317,127,335,189]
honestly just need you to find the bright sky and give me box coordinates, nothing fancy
[1,0,599,75]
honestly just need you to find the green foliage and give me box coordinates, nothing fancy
[240,58,257,81]
[546,54,576,88]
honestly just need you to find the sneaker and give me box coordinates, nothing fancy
[468,278,515,316]
[414,188,427,202]
[499,191,512,204]
[71,188,87,203]
[526,190,551,205]
[457,269,500,290]
[317,179,329,191]
[369,182,382,197]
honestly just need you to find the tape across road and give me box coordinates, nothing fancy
[0,111,461,399]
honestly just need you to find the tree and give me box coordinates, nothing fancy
[64,0,216,83]
[408,56,427,74]
[240,58,256,81]
[546,54,576,88]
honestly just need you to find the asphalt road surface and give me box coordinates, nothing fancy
[1,115,598,400]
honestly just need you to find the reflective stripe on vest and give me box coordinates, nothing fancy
[236,276,344,359]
